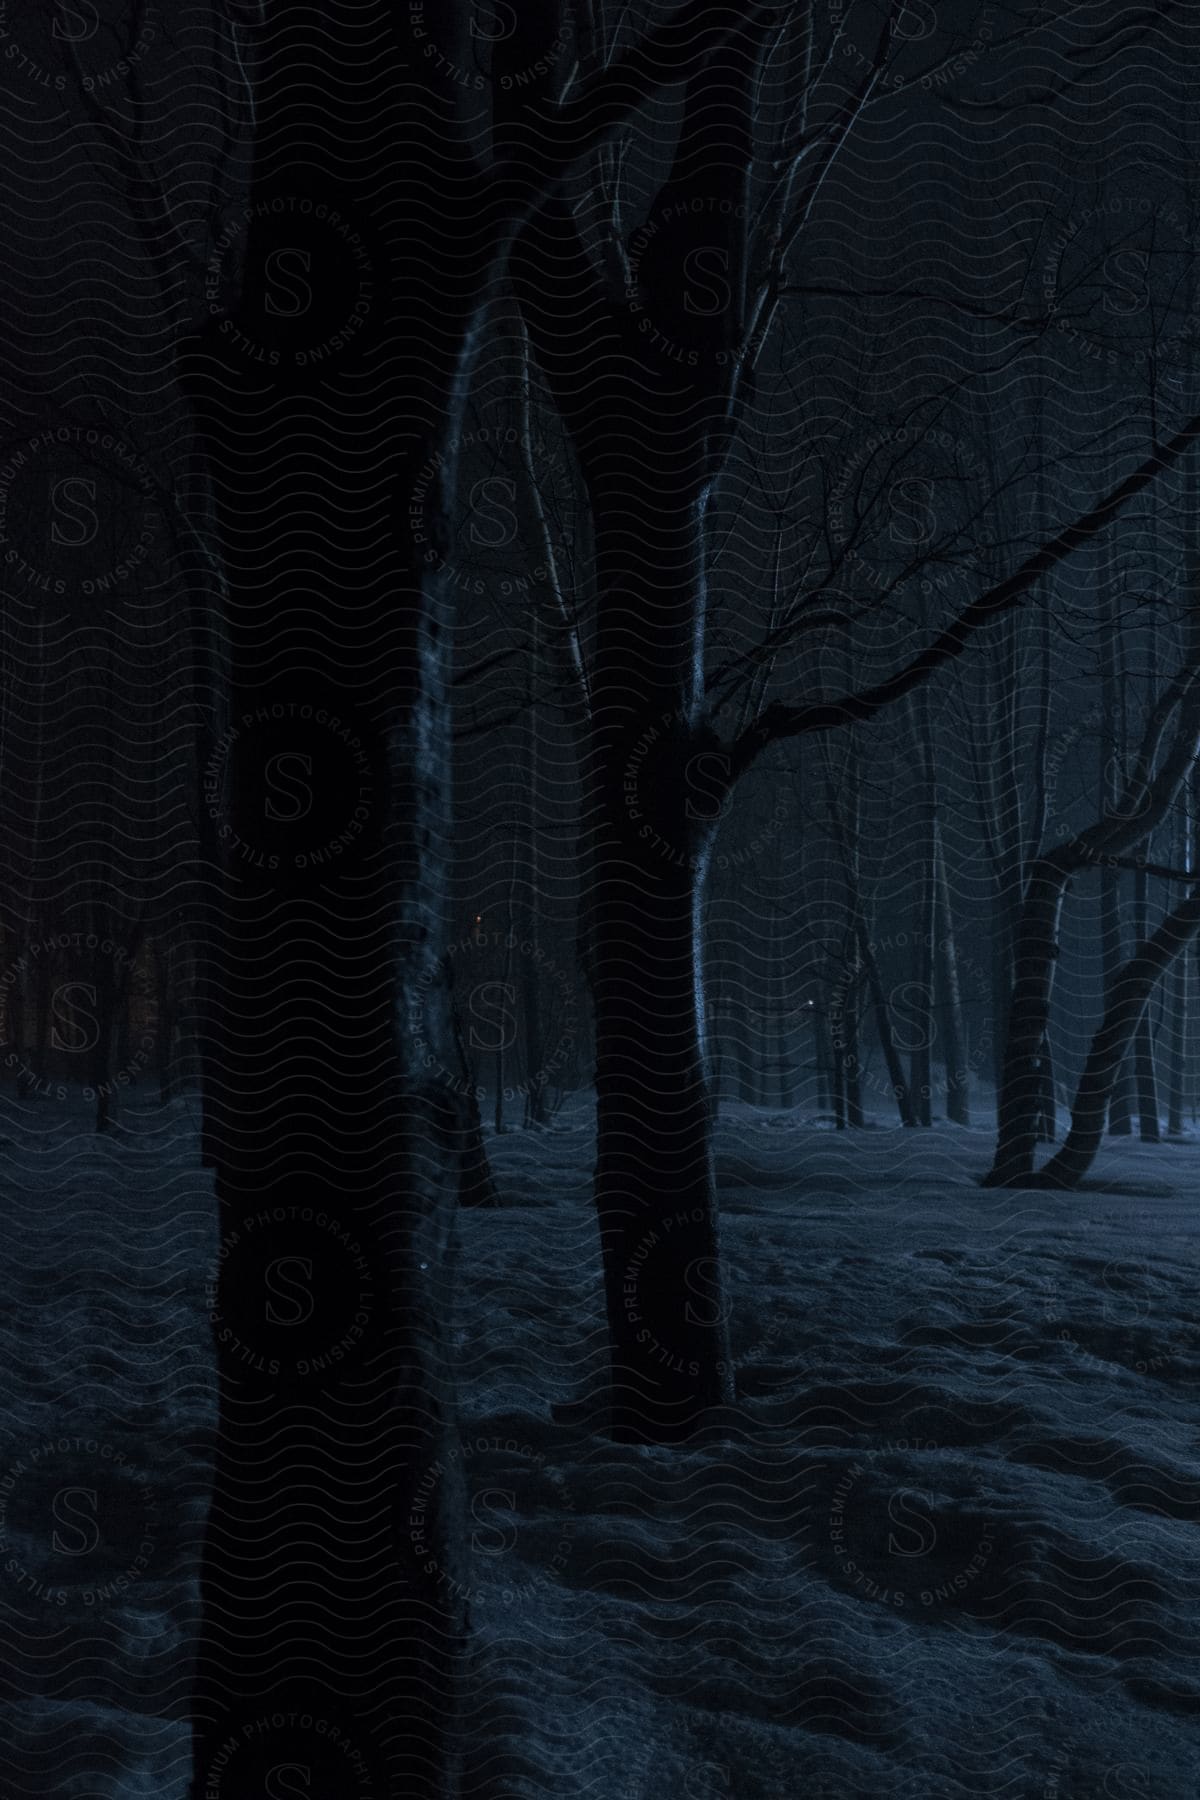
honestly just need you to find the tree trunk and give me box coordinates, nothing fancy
[842,944,866,1130]
[589,526,735,1440]
[186,9,491,1792]
[1131,862,1161,1140]
[451,963,502,1209]
[1036,889,1200,1188]
[1164,795,1192,1135]
[1102,869,1136,1134]
[513,42,755,1439]
[987,850,1080,1183]
[908,695,936,1125]
[155,939,176,1104]
[856,922,918,1127]
[1101,584,1135,1134]
[934,820,970,1125]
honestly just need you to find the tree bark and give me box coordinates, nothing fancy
[1101,573,1135,1134]
[934,818,970,1125]
[1164,792,1193,1135]
[909,695,936,1126]
[186,8,496,1792]
[1131,862,1161,1140]
[513,41,758,1438]
[856,920,918,1127]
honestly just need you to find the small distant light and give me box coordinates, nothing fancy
[420,1261,428,1271]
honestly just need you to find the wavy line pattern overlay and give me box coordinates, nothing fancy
[1,4,1199,1797]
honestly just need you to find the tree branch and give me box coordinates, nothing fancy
[537,0,786,169]
[729,409,1200,779]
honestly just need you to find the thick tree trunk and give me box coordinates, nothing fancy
[589,511,734,1440]
[1036,889,1200,1188]
[514,37,755,1439]
[186,8,492,1793]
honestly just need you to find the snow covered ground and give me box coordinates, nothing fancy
[465,1102,1200,1800]
[0,1089,215,1798]
[2,1090,1198,1796]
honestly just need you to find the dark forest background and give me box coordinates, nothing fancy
[2,2,1199,1796]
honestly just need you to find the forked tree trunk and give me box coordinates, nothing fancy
[514,41,756,1438]
[1036,888,1200,1188]
[987,658,1200,1185]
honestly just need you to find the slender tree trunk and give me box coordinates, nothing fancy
[856,922,918,1126]
[155,940,176,1104]
[843,944,865,1129]
[934,820,970,1125]
[908,696,936,1125]
[1165,793,1192,1135]
[493,854,519,1135]
[1037,889,1200,1187]
[1131,862,1161,1140]
[1102,583,1135,1135]
[452,962,502,1209]
[987,851,1081,1183]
